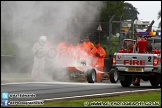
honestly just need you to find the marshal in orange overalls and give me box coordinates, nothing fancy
[56,41,75,66]
[92,42,106,71]
[83,37,94,56]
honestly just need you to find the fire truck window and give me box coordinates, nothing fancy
[154,39,161,50]
[154,39,161,43]
[154,43,161,50]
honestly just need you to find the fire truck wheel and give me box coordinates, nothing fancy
[87,68,96,83]
[109,69,118,83]
[150,76,159,86]
[120,75,132,87]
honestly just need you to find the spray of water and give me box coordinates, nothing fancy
[1,1,103,82]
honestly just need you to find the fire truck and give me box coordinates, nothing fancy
[109,31,161,87]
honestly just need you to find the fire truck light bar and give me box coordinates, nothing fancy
[137,32,149,35]
[137,31,161,36]
[157,32,161,36]
[149,32,156,36]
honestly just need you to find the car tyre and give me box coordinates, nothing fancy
[87,68,96,83]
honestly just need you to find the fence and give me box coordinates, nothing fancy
[73,21,122,55]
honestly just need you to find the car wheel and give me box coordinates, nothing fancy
[150,76,159,86]
[109,69,118,83]
[120,75,132,87]
[86,68,96,83]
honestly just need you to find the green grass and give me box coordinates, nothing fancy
[1,72,31,78]
[13,91,161,107]
[1,72,32,83]
[1,42,18,55]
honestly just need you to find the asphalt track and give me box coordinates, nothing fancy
[1,81,161,102]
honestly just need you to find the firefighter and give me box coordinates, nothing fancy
[31,36,49,80]
[56,38,75,66]
[75,39,93,66]
[92,41,106,71]
[103,47,107,57]
[147,40,153,53]
[75,40,86,59]
[132,78,140,86]
[127,41,134,53]
[83,37,94,56]
[75,40,85,52]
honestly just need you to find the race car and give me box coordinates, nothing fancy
[52,59,110,83]
[33,40,111,83]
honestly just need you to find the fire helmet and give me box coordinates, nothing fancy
[39,36,47,46]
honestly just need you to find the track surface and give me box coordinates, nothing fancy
[1,81,161,101]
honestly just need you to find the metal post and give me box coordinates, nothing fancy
[97,22,102,42]
[109,15,115,55]
[148,20,155,32]
[99,22,100,42]
[99,31,100,42]
[119,15,123,44]
[93,31,94,41]
[131,15,137,39]
[132,22,134,39]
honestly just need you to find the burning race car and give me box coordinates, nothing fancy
[52,58,110,83]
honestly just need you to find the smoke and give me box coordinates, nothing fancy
[1,1,103,82]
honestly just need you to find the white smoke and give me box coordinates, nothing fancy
[1,1,103,82]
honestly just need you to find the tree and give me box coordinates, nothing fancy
[123,2,140,20]
[100,1,125,22]
[73,1,125,40]
[157,10,161,28]
[97,1,125,33]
